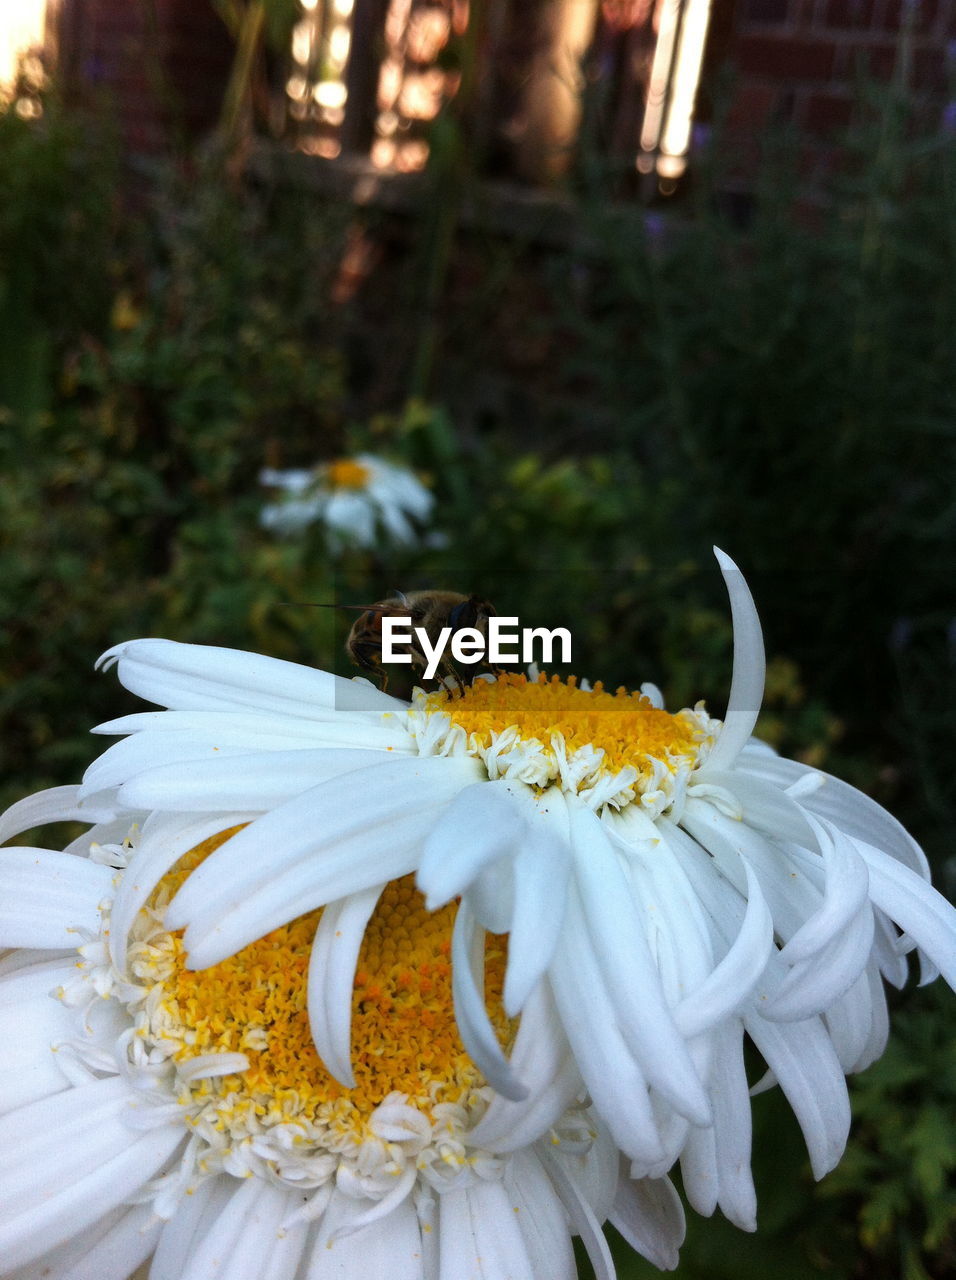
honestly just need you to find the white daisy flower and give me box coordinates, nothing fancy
[259,454,434,549]
[18,549,956,1235]
[0,804,683,1280]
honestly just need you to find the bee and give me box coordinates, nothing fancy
[346,590,497,694]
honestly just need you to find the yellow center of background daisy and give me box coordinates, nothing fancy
[136,831,513,1140]
[434,671,699,776]
[325,458,371,489]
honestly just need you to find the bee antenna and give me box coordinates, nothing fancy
[279,602,374,612]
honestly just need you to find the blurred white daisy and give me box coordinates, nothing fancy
[0,807,684,1279]
[15,548,956,1235]
[259,454,434,549]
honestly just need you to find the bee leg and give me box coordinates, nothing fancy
[438,657,466,698]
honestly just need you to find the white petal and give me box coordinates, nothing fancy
[98,638,403,716]
[438,1180,536,1280]
[548,888,667,1169]
[765,905,875,1022]
[539,1148,615,1280]
[504,791,572,1015]
[611,1172,686,1271]
[852,836,956,988]
[306,1192,422,1279]
[4,1203,161,1280]
[737,752,930,879]
[307,886,382,1086]
[451,902,528,1102]
[0,1077,183,1271]
[571,806,711,1126]
[673,860,774,1038]
[0,849,114,949]
[0,786,116,846]
[502,1150,576,1280]
[149,1177,233,1280]
[469,982,580,1152]
[744,1012,850,1179]
[0,960,77,1113]
[115,747,408,812]
[176,1177,305,1280]
[704,550,766,772]
[702,1020,756,1230]
[418,780,528,910]
[169,758,480,966]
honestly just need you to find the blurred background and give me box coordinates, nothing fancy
[0,1,954,1275]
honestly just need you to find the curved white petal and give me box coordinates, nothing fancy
[438,1180,536,1280]
[307,1191,422,1278]
[703,550,766,773]
[744,1012,850,1180]
[97,638,403,716]
[0,1077,184,1271]
[0,960,77,1114]
[469,982,580,1152]
[307,885,382,1086]
[418,779,528,910]
[450,901,528,1103]
[501,1149,576,1280]
[852,836,956,988]
[571,806,711,1126]
[149,1177,233,1280]
[673,861,774,1038]
[504,790,573,1015]
[0,786,116,846]
[176,1177,305,1280]
[737,752,930,879]
[777,816,870,965]
[114,746,409,812]
[0,850,114,949]
[109,811,253,975]
[168,758,480,966]
[611,1172,686,1271]
[539,1148,616,1280]
[3,1203,162,1280]
[548,887,667,1169]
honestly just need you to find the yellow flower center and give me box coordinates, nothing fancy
[325,458,372,490]
[435,672,701,778]
[136,831,512,1142]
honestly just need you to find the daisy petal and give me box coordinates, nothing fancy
[0,786,115,846]
[4,1203,162,1280]
[149,1178,234,1280]
[704,549,766,773]
[418,780,527,910]
[571,806,711,1126]
[175,1177,304,1280]
[744,1012,850,1180]
[0,849,113,949]
[307,885,382,1086]
[502,1149,577,1280]
[0,1077,183,1271]
[611,1173,686,1271]
[0,960,77,1114]
[852,837,956,987]
[451,901,528,1102]
[98,638,402,716]
[439,1180,536,1280]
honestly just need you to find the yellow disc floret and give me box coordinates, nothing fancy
[325,458,372,490]
[130,831,512,1148]
[408,672,719,814]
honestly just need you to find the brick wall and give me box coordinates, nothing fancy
[57,0,234,152]
[727,0,954,141]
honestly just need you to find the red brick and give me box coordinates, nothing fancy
[801,90,855,131]
[739,0,792,24]
[824,0,877,27]
[735,34,839,79]
[725,82,781,131]
[877,0,939,31]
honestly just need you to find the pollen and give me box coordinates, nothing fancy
[137,831,513,1144]
[436,672,701,778]
[325,458,372,490]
